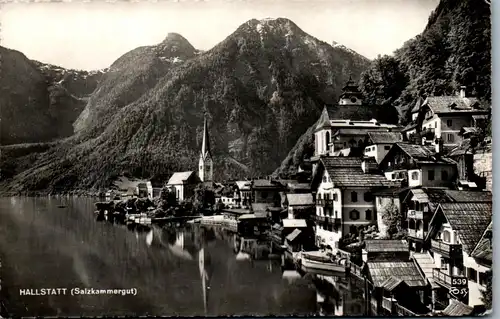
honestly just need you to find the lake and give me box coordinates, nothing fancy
[0,197,364,317]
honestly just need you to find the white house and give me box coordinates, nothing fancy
[364,131,403,164]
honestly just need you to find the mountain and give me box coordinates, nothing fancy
[0,46,104,145]
[274,0,491,177]
[359,0,491,120]
[1,18,370,192]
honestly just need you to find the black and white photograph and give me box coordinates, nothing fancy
[0,0,493,317]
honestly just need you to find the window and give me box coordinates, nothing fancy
[343,142,347,148]
[351,191,358,202]
[441,170,448,180]
[411,171,419,180]
[349,210,360,220]
[261,192,268,199]
[333,193,338,201]
[388,161,392,167]
[447,119,452,127]
[200,165,203,170]
[442,230,451,243]
[365,209,372,220]
[428,170,435,181]
[479,272,488,286]
[364,192,373,202]
[440,258,448,270]
[384,145,391,150]
[392,173,396,179]
[468,268,477,283]
[322,176,327,183]
[447,134,454,142]
[325,131,330,150]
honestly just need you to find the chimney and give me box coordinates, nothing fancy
[435,138,444,155]
[460,86,466,98]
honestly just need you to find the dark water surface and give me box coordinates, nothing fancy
[0,197,363,317]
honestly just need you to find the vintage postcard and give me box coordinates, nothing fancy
[0,0,492,317]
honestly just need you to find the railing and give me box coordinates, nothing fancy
[407,229,427,239]
[432,268,467,289]
[395,303,418,316]
[407,210,423,219]
[430,239,462,258]
[382,297,394,311]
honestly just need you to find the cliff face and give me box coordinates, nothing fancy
[1,18,371,192]
[0,47,104,145]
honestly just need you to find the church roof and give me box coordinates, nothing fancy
[200,116,211,160]
[167,171,196,185]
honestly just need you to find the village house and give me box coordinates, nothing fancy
[311,78,400,168]
[416,88,490,147]
[311,157,400,249]
[234,180,252,208]
[363,132,403,164]
[250,178,284,208]
[362,240,430,316]
[404,189,492,253]
[136,182,153,199]
[284,193,315,220]
[425,202,492,309]
[378,141,457,188]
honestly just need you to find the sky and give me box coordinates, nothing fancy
[0,0,440,70]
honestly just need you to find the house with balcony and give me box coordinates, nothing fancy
[234,180,252,208]
[425,202,492,309]
[250,179,284,208]
[378,142,457,188]
[310,157,400,249]
[404,189,492,253]
[363,132,403,164]
[418,88,490,147]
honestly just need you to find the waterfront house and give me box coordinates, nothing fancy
[365,259,429,316]
[404,189,492,252]
[235,180,252,208]
[417,88,490,147]
[166,171,200,202]
[251,178,284,208]
[362,240,409,263]
[363,132,403,164]
[311,157,400,249]
[136,181,153,199]
[284,193,314,220]
[378,141,457,187]
[425,202,492,309]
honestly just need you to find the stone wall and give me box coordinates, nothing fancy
[473,148,492,191]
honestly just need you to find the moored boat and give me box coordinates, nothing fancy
[300,251,349,274]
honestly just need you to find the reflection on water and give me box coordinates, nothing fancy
[0,197,364,317]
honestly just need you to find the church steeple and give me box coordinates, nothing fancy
[339,76,363,106]
[199,115,213,182]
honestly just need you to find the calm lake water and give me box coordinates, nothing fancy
[0,197,364,317]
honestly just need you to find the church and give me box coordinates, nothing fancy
[166,116,213,202]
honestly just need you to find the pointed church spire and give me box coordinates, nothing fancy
[201,115,211,159]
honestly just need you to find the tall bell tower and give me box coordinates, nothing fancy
[199,116,213,182]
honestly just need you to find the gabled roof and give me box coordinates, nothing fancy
[235,181,251,191]
[167,171,196,185]
[431,202,492,254]
[287,183,311,191]
[286,228,302,242]
[315,157,399,188]
[401,122,418,132]
[411,97,423,113]
[286,193,314,206]
[381,143,456,167]
[380,276,406,292]
[282,219,307,228]
[404,189,492,213]
[442,299,474,316]
[471,221,492,263]
[367,132,403,144]
[364,240,408,253]
[367,261,426,288]
[423,96,485,114]
[397,143,435,159]
[252,179,283,189]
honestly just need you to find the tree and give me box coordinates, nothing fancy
[193,184,215,214]
[480,270,492,310]
[380,202,404,239]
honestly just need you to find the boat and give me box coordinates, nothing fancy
[300,251,349,274]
